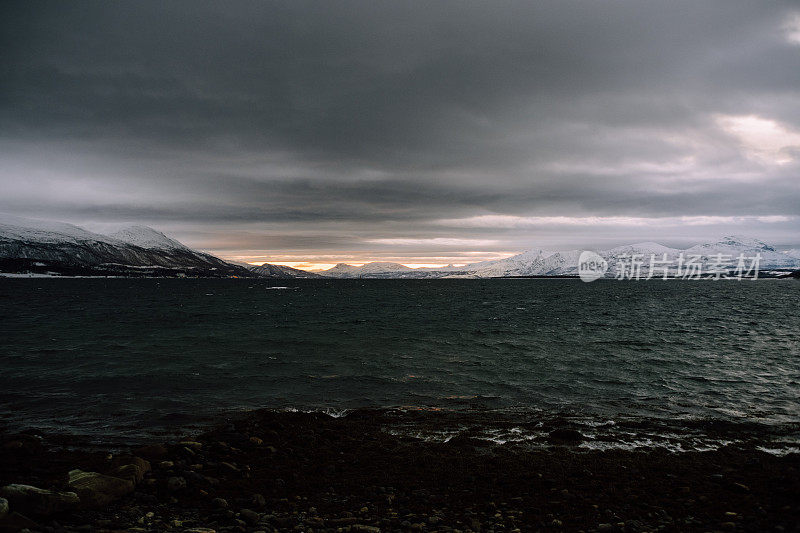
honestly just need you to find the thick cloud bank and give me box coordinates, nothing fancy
[2,1,799,267]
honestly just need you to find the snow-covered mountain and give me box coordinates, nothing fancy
[0,214,310,278]
[248,263,324,279]
[682,236,796,268]
[321,262,414,278]
[109,225,190,251]
[451,249,578,278]
[319,235,800,279]
[3,215,797,279]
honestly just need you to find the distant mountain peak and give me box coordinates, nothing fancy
[109,225,189,251]
[716,235,774,251]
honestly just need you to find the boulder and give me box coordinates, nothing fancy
[0,511,40,530]
[0,484,79,516]
[0,497,8,518]
[1,434,43,455]
[132,444,168,460]
[108,456,151,484]
[67,470,134,507]
[109,464,143,484]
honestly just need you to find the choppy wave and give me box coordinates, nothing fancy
[1,278,798,449]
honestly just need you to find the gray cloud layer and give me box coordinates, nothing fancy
[2,1,799,264]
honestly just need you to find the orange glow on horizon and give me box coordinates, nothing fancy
[219,251,518,272]
[248,261,470,271]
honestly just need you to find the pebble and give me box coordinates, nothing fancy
[239,508,260,525]
[220,462,240,472]
[212,497,229,509]
[167,477,186,491]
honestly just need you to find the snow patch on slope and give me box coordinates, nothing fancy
[109,225,189,251]
[0,214,121,245]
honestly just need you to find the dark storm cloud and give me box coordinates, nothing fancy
[1,0,799,261]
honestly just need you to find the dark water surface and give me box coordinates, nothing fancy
[1,278,799,449]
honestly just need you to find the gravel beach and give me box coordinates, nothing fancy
[1,409,798,533]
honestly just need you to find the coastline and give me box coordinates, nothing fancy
[2,409,798,532]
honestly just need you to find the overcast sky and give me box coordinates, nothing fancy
[2,1,799,268]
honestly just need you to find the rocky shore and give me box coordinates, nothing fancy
[1,410,798,532]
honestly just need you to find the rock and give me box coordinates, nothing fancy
[0,484,80,516]
[305,517,325,527]
[0,497,8,518]
[157,460,175,469]
[249,436,263,445]
[212,497,229,509]
[239,508,260,525]
[220,461,240,472]
[351,525,381,533]
[67,470,134,508]
[548,428,585,442]
[184,471,206,485]
[1,435,43,455]
[328,517,358,526]
[166,477,186,491]
[122,456,150,477]
[0,511,40,530]
[182,446,197,456]
[179,441,203,450]
[110,464,145,485]
[132,444,167,460]
[252,493,266,508]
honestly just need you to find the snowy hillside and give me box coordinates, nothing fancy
[249,263,324,279]
[318,236,800,279]
[468,249,582,277]
[109,225,189,251]
[321,262,413,278]
[0,214,122,246]
[683,235,798,269]
[0,214,312,278]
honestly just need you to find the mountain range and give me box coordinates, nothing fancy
[318,236,800,279]
[0,214,315,278]
[2,214,798,279]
